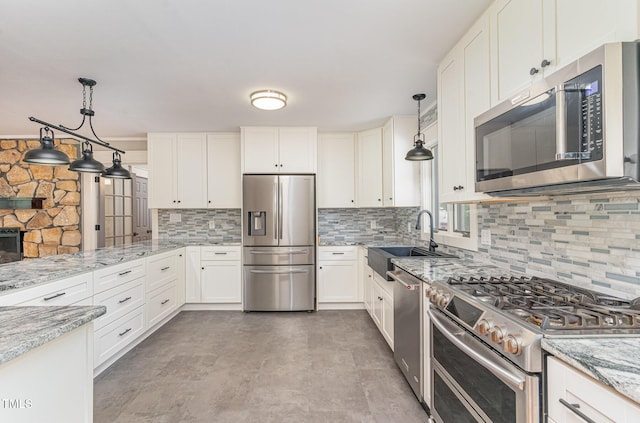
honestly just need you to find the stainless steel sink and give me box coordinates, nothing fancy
[367,245,458,280]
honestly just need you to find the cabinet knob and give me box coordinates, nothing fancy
[378,198,381,202]
[388,197,392,200]
[173,200,176,203]
[540,59,551,68]
[201,267,205,270]
[177,200,181,203]
[275,164,278,167]
[351,200,354,203]
[280,164,283,167]
[378,296,383,301]
[458,185,463,190]
[208,200,212,203]
[453,186,458,191]
[529,67,539,76]
[319,266,322,270]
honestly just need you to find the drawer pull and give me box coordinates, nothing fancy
[332,252,345,255]
[214,252,228,255]
[161,266,171,271]
[118,328,132,337]
[161,299,170,305]
[118,270,132,276]
[559,399,596,423]
[43,292,66,301]
[118,296,132,304]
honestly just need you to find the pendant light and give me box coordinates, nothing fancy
[68,141,105,173]
[103,151,131,179]
[23,127,71,165]
[405,93,434,161]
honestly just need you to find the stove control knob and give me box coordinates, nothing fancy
[437,294,451,308]
[425,287,436,299]
[476,319,493,336]
[430,290,441,304]
[504,335,522,355]
[489,326,506,344]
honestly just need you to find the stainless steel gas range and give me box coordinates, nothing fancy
[426,273,640,423]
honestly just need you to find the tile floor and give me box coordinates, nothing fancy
[94,310,429,422]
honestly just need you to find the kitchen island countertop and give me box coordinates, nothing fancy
[0,305,106,365]
[542,337,640,405]
[391,257,516,281]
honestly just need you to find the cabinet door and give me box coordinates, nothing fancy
[371,282,383,327]
[242,127,279,173]
[147,133,177,208]
[438,52,465,202]
[363,265,374,314]
[201,261,242,303]
[381,288,394,350]
[317,133,356,207]
[176,248,186,306]
[382,119,394,207]
[207,133,241,208]
[317,261,359,303]
[490,0,544,104]
[553,0,640,71]
[356,128,383,207]
[176,133,207,208]
[383,116,421,207]
[278,127,317,173]
[185,246,201,302]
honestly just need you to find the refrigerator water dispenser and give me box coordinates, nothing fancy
[248,211,266,236]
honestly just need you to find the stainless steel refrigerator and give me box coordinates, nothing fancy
[242,174,316,311]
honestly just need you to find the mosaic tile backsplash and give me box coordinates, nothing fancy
[157,209,241,243]
[318,208,419,244]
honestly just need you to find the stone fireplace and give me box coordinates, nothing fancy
[0,139,81,258]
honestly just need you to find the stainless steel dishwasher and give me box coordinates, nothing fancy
[388,268,423,402]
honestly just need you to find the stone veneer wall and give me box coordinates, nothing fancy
[0,139,81,258]
[157,209,241,243]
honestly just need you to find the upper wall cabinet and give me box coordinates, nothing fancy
[148,133,208,209]
[439,14,492,203]
[317,133,356,208]
[490,0,640,105]
[382,116,421,207]
[356,128,383,207]
[207,133,241,209]
[241,127,317,174]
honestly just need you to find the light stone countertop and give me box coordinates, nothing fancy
[390,257,515,282]
[0,239,240,293]
[0,305,106,365]
[542,338,640,405]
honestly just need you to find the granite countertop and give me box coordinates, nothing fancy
[0,239,240,293]
[391,257,518,283]
[543,338,640,404]
[319,239,412,247]
[0,305,106,365]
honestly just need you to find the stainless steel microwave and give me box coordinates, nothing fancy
[475,41,640,196]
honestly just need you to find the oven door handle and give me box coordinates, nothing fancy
[429,309,526,391]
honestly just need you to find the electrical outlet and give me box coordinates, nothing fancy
[169,213,181,223]
[370,220,377,229]
[407,222,412,232]
[481,229,491,246]
[209,220,216,229]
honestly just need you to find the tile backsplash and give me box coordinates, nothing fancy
[318,207,419,244]
[157,209,241,243]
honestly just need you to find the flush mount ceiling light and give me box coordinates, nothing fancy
[405,93,434,161]
[27,77,127,173]
[250,90,287,110]
[23,127,71,165]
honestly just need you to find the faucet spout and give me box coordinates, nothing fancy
[415,209,438,252]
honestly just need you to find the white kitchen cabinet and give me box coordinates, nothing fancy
[359,247,374,315]
[93,278,145,330]
[148,132,208,208]
[356,128,383,207]
[94,307,145,366]
[201,260,242,303]
[317,133,356,208]
[146,281,178,328]
[547,356,640,423]
[185,246,202,303]
[318,246,360,305]
[438,12,492,203]
[146,249,179,293]
[372,273,394,350]
[207,133,241,208]
[241,126,317,173]
[382,116,421,207]
[0,272,93,306]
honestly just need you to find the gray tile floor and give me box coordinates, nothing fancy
[94,310,429,423]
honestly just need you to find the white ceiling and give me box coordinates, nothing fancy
[0,0,491,139]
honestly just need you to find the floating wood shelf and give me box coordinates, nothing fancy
[0,197,45,210]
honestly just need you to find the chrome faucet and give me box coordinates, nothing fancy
[415,209,438,252]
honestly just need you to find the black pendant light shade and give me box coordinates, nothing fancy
[405,93,434,161]
[103,152,131,179]
[69,141,105,173]
[23,127,71,165]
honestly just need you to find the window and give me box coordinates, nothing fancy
[420,124,478,251]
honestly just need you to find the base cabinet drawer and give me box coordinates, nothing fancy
[147,251,178,292]
[95,307,145,366]
[93,278,145,330]
[94,258,146,293]
[0,272,94,307]
[201,246,241,261]
[146,282,178,328]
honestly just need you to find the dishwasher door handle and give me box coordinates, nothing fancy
[387,271,421,291]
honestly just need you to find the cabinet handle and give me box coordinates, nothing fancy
[173,200,176,203]
[208,200,212,204]
[177,200,181,203]
[118,328,132,337]
[179,254,183,257]
[280,164,283,167]
[332,252,345,255]
[161,299,170,305]
[529,67,539,76]
[214,252,227,255]
[119,270,132,276]
[319,266,323,270]
[43,292,66,301]
[378,296,383,301]
[558,399,596,423]
[118,296,132,304]
[458,185,463,190]
[351,200,354,203]
[540,59,551,68]
[161,266,171,271]
[377,198,381,202]
[453,185,464,191]
[275,164,278,167]
[453,186,458,191]
[201,267,205,270]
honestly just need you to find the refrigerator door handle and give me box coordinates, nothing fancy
[249,249,309,255]
[278,179,284,240]
[249,269,309,275]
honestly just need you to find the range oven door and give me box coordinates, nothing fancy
[429,309,540,423]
